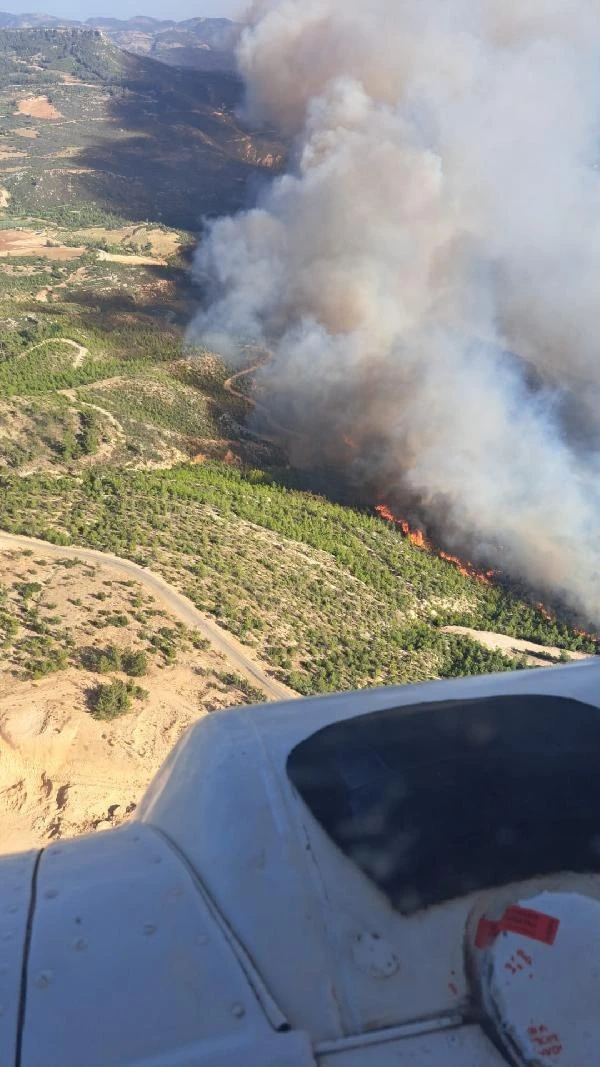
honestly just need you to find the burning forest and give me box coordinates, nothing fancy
[189,0,600,629]
[374,503,497,585]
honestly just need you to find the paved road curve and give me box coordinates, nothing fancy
[0,531,297,703]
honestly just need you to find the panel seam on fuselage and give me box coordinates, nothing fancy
[147,823,291,1033]
[15,849,43,1067]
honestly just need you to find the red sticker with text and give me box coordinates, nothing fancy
[501,905,560,946]
[476,906,560,949]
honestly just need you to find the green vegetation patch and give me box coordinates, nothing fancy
[82,644,148,676]
[0,462,593,695]
[87,677,148,720]
[0,579,74,679]
[79,372,221,438]
[0,349,146,396]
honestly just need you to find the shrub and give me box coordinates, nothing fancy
[122,649,148,677]
[216,670,266,704]
[42,530,71,546]
[24,647,68,679]
[191,633,210,652]
[14,581,42,601]
[87,678,147,720]
[89,678,131,719]
[96,645,122,673]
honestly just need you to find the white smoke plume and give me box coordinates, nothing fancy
[189,0,600,622]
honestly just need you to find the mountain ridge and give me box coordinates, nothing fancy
[0,11,238,69]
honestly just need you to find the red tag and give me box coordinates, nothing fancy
[475,906,560,949]
[500,905,560,946]
[475,917,500,948]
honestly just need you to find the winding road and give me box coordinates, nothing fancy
[224,357,302,442]
[0,532,297,703]
[224,362,264,404]
[26,337,90,367]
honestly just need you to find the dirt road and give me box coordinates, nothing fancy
[27,336,90,366]
[35,265,87,301]
[224,362,264,404]
[0,532,296,703]
[224,358,301,442]
[58,382,127,458]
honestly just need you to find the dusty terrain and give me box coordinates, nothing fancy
[96,249,167,266]
[76,224,184,257]
[0,230,84,260]
[0,543,283,855]
[0,227,178,265]
[443,626,592,667]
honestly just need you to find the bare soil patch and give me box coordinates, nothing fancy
[76,224,183,257]
[443,625,592,667]
[0,230,84,260]
[16,95,63,120]
[97,250,167,266]
[0,547,258,853]
[13,127,39,139]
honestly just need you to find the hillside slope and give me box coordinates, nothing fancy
[0,27,282,228]
[0,463,596,696]
[0,541,270,852]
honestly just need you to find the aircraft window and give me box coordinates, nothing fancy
[287,695,600,914]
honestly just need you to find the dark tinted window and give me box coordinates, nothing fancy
[287,695,600,914]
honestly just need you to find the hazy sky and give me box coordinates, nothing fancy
[0,0,241,20]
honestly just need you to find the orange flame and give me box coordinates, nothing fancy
[375,503,496,584]
[536,601,554,622]
[375,505,597,632]
[374,503,397,523]
[375,504,432,549]
[536,602,597,642]
[440,551,497,585]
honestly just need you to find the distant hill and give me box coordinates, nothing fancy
[0,10,64,25]
[0,12,238,70]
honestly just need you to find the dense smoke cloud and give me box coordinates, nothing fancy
[189,0,600,621]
